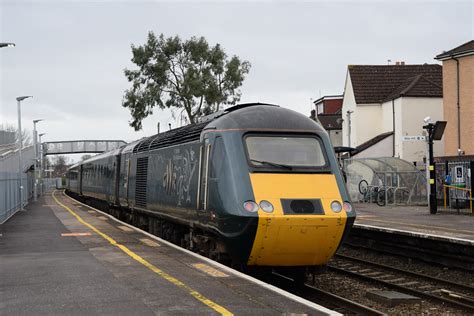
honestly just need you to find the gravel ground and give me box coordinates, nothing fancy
[337,245,474,287]
[311,270,470,315]
[306,245,474,315]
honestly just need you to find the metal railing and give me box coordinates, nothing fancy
[443,184,472,214]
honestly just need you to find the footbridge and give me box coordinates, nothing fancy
[43,140,126,155]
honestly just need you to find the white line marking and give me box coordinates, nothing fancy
[118,225,134,232]
[354,224,474,246]
[139,238,160,247]
[63,192,340,315]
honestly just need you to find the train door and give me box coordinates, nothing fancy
[125,158,131,207]
[197,137,211,219]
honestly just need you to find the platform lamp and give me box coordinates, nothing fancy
[0,43,15,48]
[38,133,46,196]
[422,118,447,215]
[33,119,44,201]
[16,95,33,210]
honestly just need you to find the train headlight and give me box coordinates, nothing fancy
[243,201,259,213]
[330,201,342,213]
[259,200,274,213]
[343,202,353,213]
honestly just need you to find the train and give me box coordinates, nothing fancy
[66,103,356,281]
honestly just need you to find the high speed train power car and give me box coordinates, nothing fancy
[66,103,356,280]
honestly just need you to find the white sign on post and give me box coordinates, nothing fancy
[455,166,464,183]
[401,135,426,141]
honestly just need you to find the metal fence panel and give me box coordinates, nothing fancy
[0,172,31,224]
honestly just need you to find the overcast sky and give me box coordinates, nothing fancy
[0,0,473,161]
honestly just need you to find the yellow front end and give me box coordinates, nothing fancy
[247,173,347,266]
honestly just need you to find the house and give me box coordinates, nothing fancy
[435,40,474,157]
[341,64,444,163]
[312,95,343,146]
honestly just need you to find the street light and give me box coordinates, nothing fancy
[423,120,447,214]
[16,95,33,210]
[33,119,44,201]
[38,133,46,196]
[0,43,15,48]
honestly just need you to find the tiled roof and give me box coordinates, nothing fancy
[348,64,442,104]
[435,40,474,60]
[383,74,442,102]
[352,131,393,156]
[317,114,343,130]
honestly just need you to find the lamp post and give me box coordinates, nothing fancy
[0,43,15,48]
[33,119,44,201]
[39,133,46,195]
[16,96,33,210]
[422,119,447,214]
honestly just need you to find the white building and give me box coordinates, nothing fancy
[341,64,445,164]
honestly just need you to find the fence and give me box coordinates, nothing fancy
[436,160,473,213]
[0,172,33,224]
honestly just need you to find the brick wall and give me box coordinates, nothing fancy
[442,55,474,156]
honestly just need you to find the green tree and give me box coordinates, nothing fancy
[123,32,251,130]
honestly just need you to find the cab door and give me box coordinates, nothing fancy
[197,137,211,220]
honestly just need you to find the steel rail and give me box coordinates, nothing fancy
[334,254,474,292]
[270,272,386,316]
[328,259,474,313]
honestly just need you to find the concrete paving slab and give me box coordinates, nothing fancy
[0,191,337,315]
[354,203,474,244]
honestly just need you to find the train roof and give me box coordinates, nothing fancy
[132,103,325,153]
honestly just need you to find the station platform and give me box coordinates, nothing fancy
[353,203,474,245]
[0,190,335,315]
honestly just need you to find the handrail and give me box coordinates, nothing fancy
[443,184,472,214]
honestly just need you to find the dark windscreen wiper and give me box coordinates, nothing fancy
[250,159,293,170]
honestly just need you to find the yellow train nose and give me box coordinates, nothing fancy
[247,173,347,266]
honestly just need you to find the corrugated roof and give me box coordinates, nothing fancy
[348,64,442,104]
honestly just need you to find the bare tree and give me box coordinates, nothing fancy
[51,155,70,177]
[0,124,32,147]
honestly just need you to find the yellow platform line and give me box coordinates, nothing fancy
[51,190,232,316]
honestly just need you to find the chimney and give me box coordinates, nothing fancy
[401,61,405,65]
[395,61,400,65]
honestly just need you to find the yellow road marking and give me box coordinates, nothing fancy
[192,263,229,278]
[118,225,134,232]
[87,210,96,214]
[358,217,474,235]
[61,232,92,237]
[52,190,232,315]
[140,238,160,247]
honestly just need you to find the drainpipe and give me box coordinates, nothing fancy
[346,110,353,147]
[452,55,461,155]
[392,99,395,157]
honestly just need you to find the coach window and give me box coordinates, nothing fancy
[210,137,226,178]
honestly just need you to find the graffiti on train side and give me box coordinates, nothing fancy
[162,148,197,205]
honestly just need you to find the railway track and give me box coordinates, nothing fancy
[328,254,474,313]
[268,272,386,315]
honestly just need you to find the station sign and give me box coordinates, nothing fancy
[401,136,426,142]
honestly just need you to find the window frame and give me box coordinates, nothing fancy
[242,132,331,173]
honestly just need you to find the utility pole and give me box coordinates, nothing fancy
[16,96,33,210]
[33,119,44,202]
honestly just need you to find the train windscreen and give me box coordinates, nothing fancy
[245,135,327,170]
